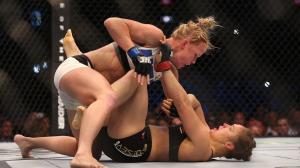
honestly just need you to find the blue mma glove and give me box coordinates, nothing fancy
[127,46,152,76]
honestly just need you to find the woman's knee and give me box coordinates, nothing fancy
[97,90,117,109]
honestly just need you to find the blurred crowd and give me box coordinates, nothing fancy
[0,102,299,141]
[0,112,50,141]
[147,102,300,137]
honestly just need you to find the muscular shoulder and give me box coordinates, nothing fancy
[140,24,164,47]
[106,17,165,47]
[123,18,164,47]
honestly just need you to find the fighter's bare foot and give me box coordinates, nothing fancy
[14,134,34,158]
[72,106,86,130]
[63,29,82,57]
[70,153,107,168]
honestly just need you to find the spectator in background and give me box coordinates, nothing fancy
[22,112,38,136]
[288,108,300,134]
[232,111,246,126]
[264,111,278,136]
[253,104,267,120]
[215,111,231,127]
[0,118,14,141]
[34,114,50,137]
[247,119,265,137]
[276,117,298,136]
[22,112,49,137]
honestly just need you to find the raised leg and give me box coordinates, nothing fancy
[63,29,83,57]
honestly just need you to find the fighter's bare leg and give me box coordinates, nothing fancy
[63,31,113,167]
[72,106,85,130]
[60,68,115,168]
[14,134,77,158]
[72,70,138,130]
[73,70,147,139]
[63,29,82,57]
[13,107,80,159]
[16,42,84,163]
[107,84,148,138]
[14,135,33,158]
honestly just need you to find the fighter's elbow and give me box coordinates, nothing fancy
[176,95,191,108]
[151,27,164,42]
[104,17,121,27]
[187,94,201,108]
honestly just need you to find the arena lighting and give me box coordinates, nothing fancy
[33,64,41,74]
[160,0,173,5]
[264,81,271,88]
[233,28,239,35]
[33,62,48,74]
[31,10,42,27]
[161,15,173,24]
[42,61,48,69]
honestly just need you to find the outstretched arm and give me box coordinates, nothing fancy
[161,71,210,147]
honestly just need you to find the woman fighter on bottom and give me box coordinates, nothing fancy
[14,67,256,166]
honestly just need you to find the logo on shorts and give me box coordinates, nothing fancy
[114,141,146,158]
